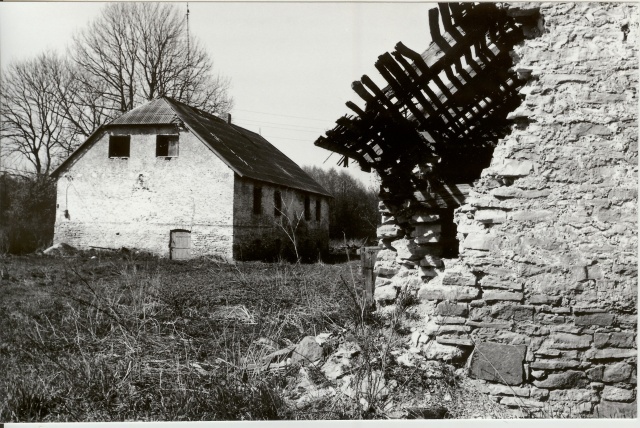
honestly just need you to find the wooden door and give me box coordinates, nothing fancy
[170,230,191,260]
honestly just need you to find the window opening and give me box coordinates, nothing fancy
[156,135,179,157]
[109,135,130,158]
[274,190,282,216]
[253,185,262,214]
[304,195,311,221]
[315,198,321,221]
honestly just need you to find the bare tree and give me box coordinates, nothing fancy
[70,3,233,123]
[1,53,71,175]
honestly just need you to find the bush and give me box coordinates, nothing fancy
[0,174,56,254]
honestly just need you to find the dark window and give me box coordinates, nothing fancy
[109,135,130,158]
[156,135,179,157]
[315,198,321,221]
[304,195,311,221]
[253,186,262,214]
[274,190,282,216]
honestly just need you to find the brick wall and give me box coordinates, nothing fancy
[232,175,330,261]
[373,2,637,417]
[54,126,235,259]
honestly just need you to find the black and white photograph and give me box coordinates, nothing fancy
[0,0,637,422]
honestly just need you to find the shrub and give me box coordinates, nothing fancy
[0,174,56,254]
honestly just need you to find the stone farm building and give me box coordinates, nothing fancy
[51,97,331,260]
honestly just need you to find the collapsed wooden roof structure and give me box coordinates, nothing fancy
[315,3,537,209]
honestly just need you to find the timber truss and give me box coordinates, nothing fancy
[315,3,538,209]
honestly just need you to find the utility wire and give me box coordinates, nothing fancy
[233,108,332,123]
[233,117,327,131]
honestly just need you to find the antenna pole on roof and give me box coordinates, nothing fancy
[186,4,190,65]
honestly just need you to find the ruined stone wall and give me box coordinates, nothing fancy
[373,2,637,417]
[54,126,235,259]
[232,176,330,260]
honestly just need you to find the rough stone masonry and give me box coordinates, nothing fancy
[373,2,637,417]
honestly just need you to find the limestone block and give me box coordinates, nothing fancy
[529,360,581,370]
[586,348,637,360]
[603,362,634,383]
[500,397,544,408]
[374,285,398,304]
[377,224,403,239]
[492,187,551,199]
[493,159,534,177]
[466,320,512,329]
[586,366,605,381]
[422,340,464,361]
[436,337,474,347]
[487,384,530,397]
[419,255,443,268]
[533,371,589,389]
[434,316,467,325]
[529,294,562,305]
[549,389,596,403]
[491,304,534,321]
[509,210,553,221]
[436,302,469,317]
[418,284,480,302]
[542,333,592,349]
[467,341,526,386]
[483,291,524,302]
[575,313,615,326]
[474,209,508,224]
[601,386,635,402]
[442,269,477,287]
[593,332,635,348]
[594,399,637,418]
[463,233,494,251]
[481,276,523,291]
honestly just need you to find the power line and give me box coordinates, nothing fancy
[233,108,332,123]
[233,121,324,135]
[233,116,327,131]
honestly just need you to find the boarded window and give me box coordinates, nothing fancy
[304,195,311,221]
[315,199,321,221]
[156,135,179,157]
[109,135,130,158]
[253,186,262,214]
[274,190,282,216]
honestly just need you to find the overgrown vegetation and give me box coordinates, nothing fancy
[302,166,379,241]
[0,174,56,254]
[0,252,508,421]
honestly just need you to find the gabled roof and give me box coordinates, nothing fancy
[52,97,331,197]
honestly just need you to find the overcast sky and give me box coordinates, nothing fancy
[0,1,433,185]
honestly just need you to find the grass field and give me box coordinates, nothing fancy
[0,250,511,421]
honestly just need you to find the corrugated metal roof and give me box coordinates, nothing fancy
[109,98,180,125]
[53,97,331,197]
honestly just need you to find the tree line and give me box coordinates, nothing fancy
[303,166,379,242]
[1,3,233,176]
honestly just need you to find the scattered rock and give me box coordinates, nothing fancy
[42,242,77,256]
[321,342,360,380]
[292,336,324,365]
